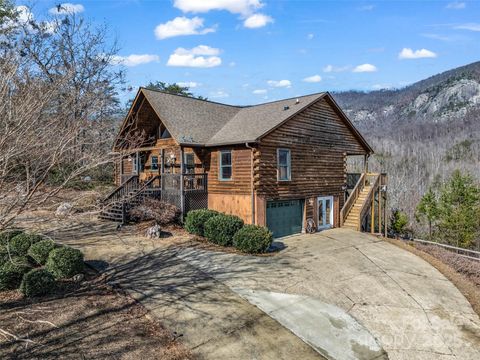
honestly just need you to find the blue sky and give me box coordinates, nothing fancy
[21,0,480,105]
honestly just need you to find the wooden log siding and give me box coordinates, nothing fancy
[206,147,252,195]
[256,98,368,203]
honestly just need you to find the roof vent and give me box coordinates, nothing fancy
[283,106,290,111]
[295,98,300,104]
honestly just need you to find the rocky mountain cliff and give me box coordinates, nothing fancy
[333,61,480,134]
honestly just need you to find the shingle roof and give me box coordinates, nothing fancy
[207,93,325,146]
[141,88,241,145]
[141,88,327,146]
[137,88,371,153]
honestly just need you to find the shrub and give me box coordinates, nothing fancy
[233,225,273,254]
[129,199,181,225]
[28,239,56,265]
[184,209,219,236]
[7,233,44,256]
[0,230,23,246]
[0,258,32,291]
[46,247,84,279]
[0,246,7,266]
[20,269,56,297]
[389,209,409,235]
[204,214,244,246]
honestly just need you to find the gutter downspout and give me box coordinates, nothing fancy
[246,142,255,225]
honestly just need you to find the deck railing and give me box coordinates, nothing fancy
[103,175,139,206]
[358,174,381,231]
[340,173,365,226]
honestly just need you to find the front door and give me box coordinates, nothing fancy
[317,196,334,230]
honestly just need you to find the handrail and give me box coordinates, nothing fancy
[340,172,366,226]
[124,175,161,203]
[358,174,380,231]
[103,175,139,205]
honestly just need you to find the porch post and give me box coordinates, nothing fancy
[135,151,140,174]
[160,148,165,174]
[180,147,185,219]
[384,188,388,238]
[378,187,382,236]
[371,192,375,234]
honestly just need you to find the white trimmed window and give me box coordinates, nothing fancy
[219,150,232,180]
[277,148,291,181]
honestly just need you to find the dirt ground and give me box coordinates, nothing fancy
[0,269,191,360]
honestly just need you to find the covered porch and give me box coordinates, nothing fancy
[105,143,209,222]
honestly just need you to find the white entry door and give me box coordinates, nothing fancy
[317,196,334,230]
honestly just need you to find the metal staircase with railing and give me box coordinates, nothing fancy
[340,173,385,232]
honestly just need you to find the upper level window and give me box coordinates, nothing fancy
[161,128,171,139]
[184,153,195,174]
[277,148,291,181]
[219,150,232,180]
[151,156,158,171]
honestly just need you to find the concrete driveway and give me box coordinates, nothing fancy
[177,228,480,360]
[42,216,322,360]
[42,216,480,360]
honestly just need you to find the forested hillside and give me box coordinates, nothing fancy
[333,61,480,233]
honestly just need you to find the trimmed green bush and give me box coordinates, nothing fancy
[7,233,44,256]
[0,246,9,267]
[46,247,84,279]
[204,214,244,247]
[28,239,56,265]
[233,225,273,254]
[0,258,32,291]
[0,230,23,246]
[184,209,219,236]
[20,269,56,297]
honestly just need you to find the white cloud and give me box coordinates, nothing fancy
[243,13,273,28]
[229,61,236,67]
[174,0,272,29]
[154,16,215,40]
[454,23,480,31]
[167,45,222,68]
[307,33,314,40]
[210,90,229,98]
[303,75,322,83]
[49,3,84,15]
[173,0,263,16]
[323,64,350,73]
[253,89,267,94]
[446,2,466,9]
[15,5,33,23]
[352,64,378,73]
[267,80,291,88]
[398,48,437,59]
[111,54,160,67]
[178,81,200,88]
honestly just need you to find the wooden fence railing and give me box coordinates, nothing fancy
[403,237,480,262]
[340,173,365,226]
[358,174,380,231]
[103,175,139,206]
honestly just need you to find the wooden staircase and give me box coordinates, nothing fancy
[340,173,383,232]
[99,175,161,223]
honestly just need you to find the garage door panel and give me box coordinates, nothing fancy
[266,200,303,238]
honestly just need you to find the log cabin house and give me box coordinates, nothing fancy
[102,88,387,238]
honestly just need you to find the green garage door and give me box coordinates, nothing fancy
[266,200,303,238]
